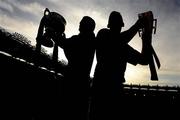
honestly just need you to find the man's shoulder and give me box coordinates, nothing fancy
[98,28,110,33]
[97,28,110,37]
[69,35,79,40]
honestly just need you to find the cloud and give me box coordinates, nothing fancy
[125,64,180,86]
[0,0,57,22]
[0,0,14,13]
[157,69,180,86]
[0,14,38,45]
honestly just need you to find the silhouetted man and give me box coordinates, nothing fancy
[90,11,148,120]
[59,16,96,120]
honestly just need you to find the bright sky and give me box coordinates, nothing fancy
[0,0,180,86]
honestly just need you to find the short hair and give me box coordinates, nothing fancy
[79,16,96,32]
[107,11,124,28]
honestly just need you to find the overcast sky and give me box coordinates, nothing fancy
[0,0,180,86]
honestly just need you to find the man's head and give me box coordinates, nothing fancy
[107,11,124,32]
[79,16,96,33]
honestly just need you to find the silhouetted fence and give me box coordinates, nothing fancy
[0,51,179,119]
[1,51,180,97]
[123,84,180,97]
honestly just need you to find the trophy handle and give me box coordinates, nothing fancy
[153,19,157,34]
[44,8,50,16]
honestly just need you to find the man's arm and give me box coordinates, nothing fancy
[53,33,67,48]
[120,18,143,44]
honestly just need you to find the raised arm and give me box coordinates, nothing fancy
[120,18,143,44]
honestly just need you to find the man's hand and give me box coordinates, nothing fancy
[136,17,146,29]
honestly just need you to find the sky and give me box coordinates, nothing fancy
[0,0,180,86]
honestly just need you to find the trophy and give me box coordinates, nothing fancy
[35,8,66,68]
[138,11,160,80]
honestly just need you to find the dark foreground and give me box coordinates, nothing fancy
[1,52,179,120]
